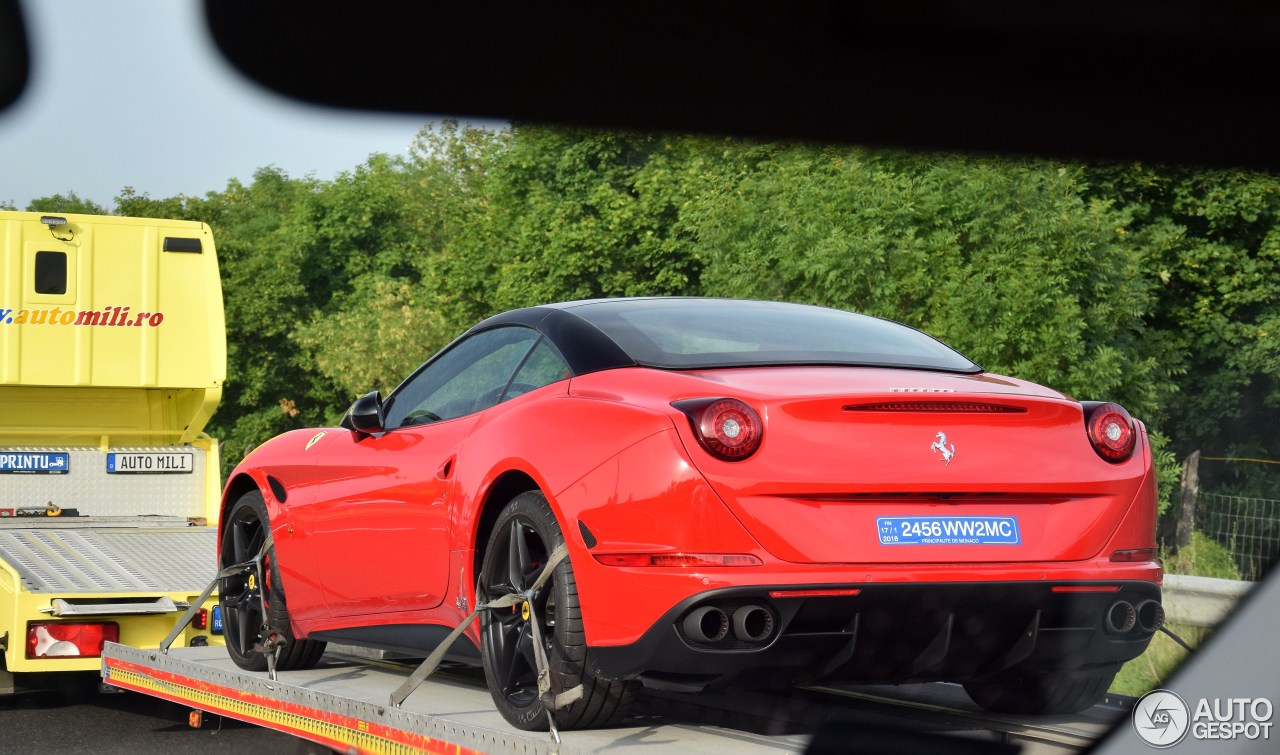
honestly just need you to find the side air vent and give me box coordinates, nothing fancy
[266,475,288,503]
[843,401,1027,413]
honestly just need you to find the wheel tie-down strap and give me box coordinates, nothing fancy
[389,543,583,739]
[165,536,582,742]
[158,532,275,674]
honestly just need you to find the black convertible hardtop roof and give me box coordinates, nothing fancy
[469,298,981,375]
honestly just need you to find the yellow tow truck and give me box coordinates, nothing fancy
[0,211,225,694]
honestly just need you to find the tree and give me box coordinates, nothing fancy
[25,191,108,215]
[695,146,1170,417]
[114,187,203,220]
[1083,163,1280,496]
[432,125,725,327]
[289,123,510,408]
[292,276,449,399]
[196,168,333,466]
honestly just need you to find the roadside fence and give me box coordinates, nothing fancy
[1198,492,1280,580]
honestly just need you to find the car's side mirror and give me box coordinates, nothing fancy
[340,390,385,435]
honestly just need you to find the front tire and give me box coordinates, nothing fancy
[219,491,326,672]
[963,665,1119,715]
[478,491,637,730]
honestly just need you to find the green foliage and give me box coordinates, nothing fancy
[695,148,1169,417]
[182,123,511,472]
[435,126,722,327]
[114,187,205,220]
[292,276,449,406]
[1166,531,1244,580]
[174,168,334,471]
[25,191,109,215]
[1149,431,1180,517]
[1082,164,1280,494]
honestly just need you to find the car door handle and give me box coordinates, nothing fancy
[437,456,455,480]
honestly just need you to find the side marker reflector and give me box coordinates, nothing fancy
[768,588,862,599]
[594,553,762,567]
[1110,548,1158,563]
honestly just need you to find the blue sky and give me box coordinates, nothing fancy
[0,1,437,209]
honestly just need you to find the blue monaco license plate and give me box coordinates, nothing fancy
[877,516,1021,546]
[0,452,70,474]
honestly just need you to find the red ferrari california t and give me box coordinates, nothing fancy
[217,297,1162,730]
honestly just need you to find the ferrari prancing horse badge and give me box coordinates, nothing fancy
[931,431,956,465]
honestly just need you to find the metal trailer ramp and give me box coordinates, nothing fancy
[101,643,808,755]
[0,524,215,593]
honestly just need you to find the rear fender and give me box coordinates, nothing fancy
[545,428,764,645]
[453,390,675,544]
[1096,426,1161,576]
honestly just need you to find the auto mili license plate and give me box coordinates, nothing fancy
[106,452,194,474]
[876,516,1021,546]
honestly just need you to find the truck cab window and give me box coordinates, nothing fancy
[34,251,67,295]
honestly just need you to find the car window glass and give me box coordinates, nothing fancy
[569,299,978,372]
[503,338,571,401]
[385,327,539,428]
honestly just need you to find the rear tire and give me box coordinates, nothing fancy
[963,666,1118,715]
[219,491,326,672]
[478,491,638,730]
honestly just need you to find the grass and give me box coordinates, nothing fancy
[1111,621,1203,696]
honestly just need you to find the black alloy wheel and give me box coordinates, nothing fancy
[478,491,636,731]
[219,490,325,672]
[483,515,555,713]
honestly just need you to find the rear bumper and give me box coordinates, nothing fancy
[586,580,1160,690]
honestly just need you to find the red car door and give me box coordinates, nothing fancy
[305,325,544,617]
[306,416,476,616]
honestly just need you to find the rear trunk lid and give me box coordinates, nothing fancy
[667,366,1150,565]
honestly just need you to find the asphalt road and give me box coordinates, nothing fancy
[0,673,331,755]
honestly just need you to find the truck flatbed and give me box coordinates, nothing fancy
[101,642,810,755]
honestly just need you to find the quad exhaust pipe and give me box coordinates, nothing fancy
[682,603,778,645]
[683,606,729,643]
[1136,599,1165,633]
[1104,598,1163,635]
[1105,600,1137,634]
[732,605,775,642]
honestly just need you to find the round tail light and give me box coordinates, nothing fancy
[1085,402,1136,462]
[673,398,763,461]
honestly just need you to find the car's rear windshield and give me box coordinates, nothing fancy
[566,299,980,372]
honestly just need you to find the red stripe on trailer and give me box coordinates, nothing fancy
[103,655,481,755]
